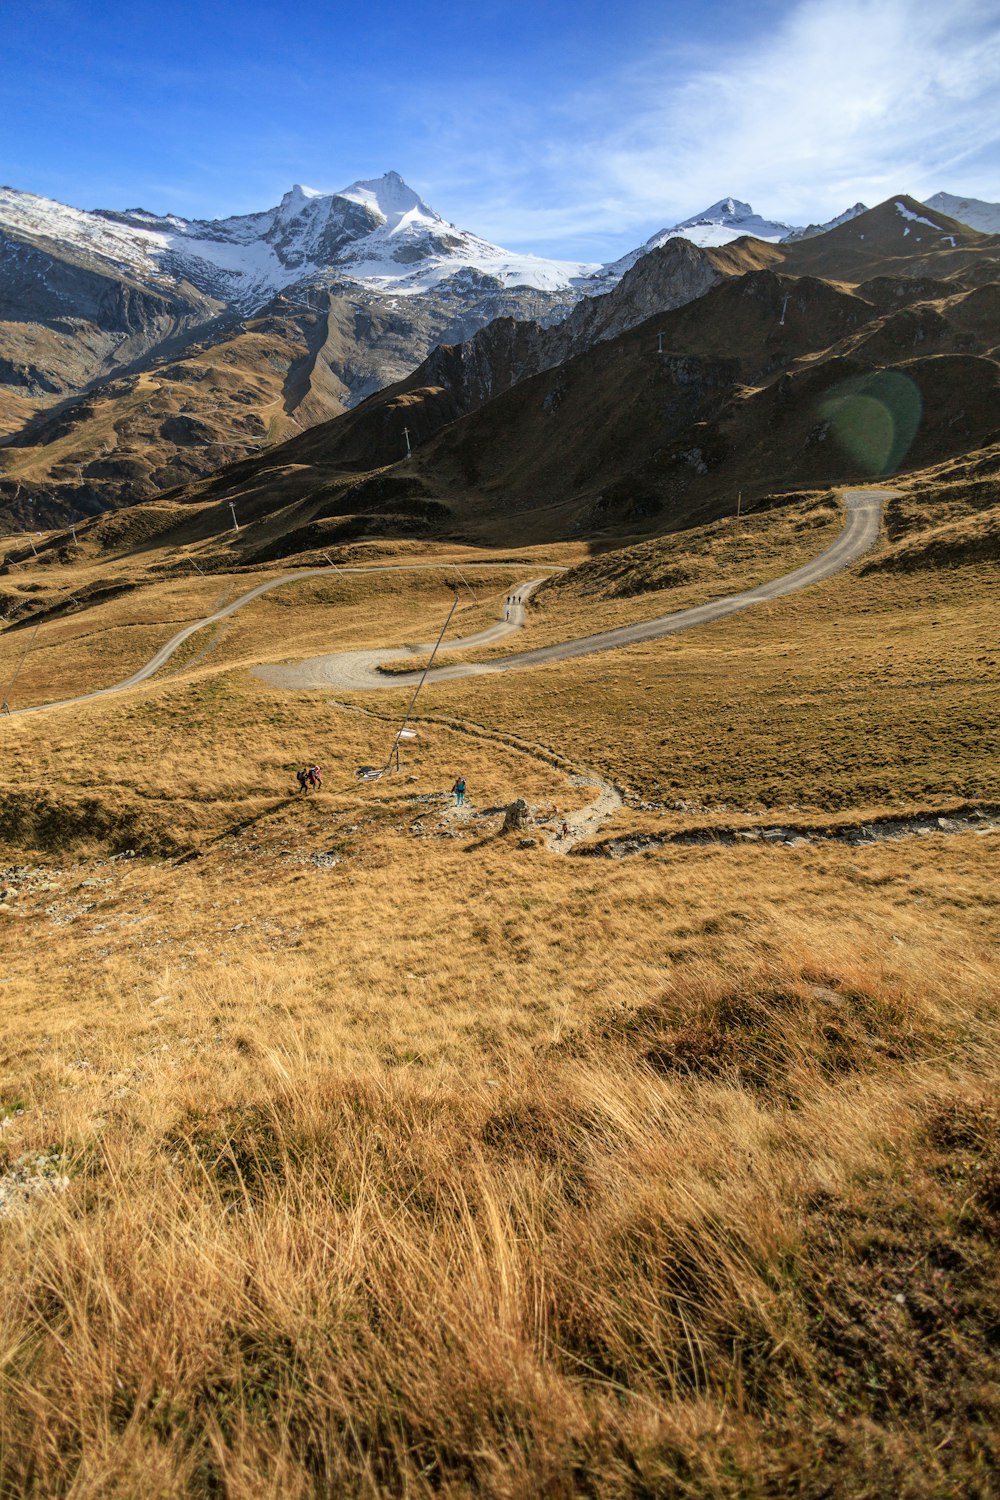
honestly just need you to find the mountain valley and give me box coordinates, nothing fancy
[3,178,998,535]
[1,164,998,1500]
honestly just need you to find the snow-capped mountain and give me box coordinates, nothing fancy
[2,173,989,534]
[0,171,597,313]
[585,198,874,287]
[925,192,1000,235]
[591,199,795,285]
[783,203,868,241]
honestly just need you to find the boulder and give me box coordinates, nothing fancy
[502,800,530,833]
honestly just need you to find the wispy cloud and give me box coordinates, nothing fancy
[425,0,1000,254]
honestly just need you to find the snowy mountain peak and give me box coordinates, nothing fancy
[337,172,441,232]
[680,197,754,226]
[0,173,596,313]
[592,198,795,284]
[671,199,794,241]
[277,184,325,218]
[783,202,868,242]
[925,191,1000,235]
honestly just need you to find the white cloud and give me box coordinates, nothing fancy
[428,0,1000,254]
[599,0,1000,224]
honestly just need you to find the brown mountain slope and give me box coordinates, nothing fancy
[9,200,1000,564]
[5,194,994,541]
[161,197,998,523]
[780,195,999,284]
[0,264,578,533]
[0,277,504,530]
[0,224,223,436]
[0,232,784,535]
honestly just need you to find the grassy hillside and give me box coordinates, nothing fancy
[1,458,997,1490]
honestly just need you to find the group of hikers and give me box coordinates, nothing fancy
[294,764,468,805]
[295,765,323,794]
[292,765,574,840]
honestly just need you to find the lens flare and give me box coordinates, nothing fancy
[821,370,922,475]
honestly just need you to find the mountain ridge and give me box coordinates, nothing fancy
[2,181,998,532]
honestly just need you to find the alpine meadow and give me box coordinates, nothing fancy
[1,7,999,1492]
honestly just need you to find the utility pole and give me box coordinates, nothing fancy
[778,295,789,327]
[452,565,479,605]
[0,618,41,712]
[381,592,460,776]
[403,426,412,457]
[229,502,239,533]
[657,331,665,354]
[69,470,81,546]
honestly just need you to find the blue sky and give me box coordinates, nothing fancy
[3,0,999,262]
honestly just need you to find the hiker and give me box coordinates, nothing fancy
[307,765,322,791]
[561,821,570,839]
[295,767,309,795]
[452,775,466,807]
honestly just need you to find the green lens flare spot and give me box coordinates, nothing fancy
[821,370,922,476]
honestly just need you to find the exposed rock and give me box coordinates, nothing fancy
[502,800,530,833]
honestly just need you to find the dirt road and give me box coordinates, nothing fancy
[257,488,889,693]
[4,490,887,718]
[1,565,551,718]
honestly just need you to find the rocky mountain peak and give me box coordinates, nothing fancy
[337,172,441,232]
[276,183,326,218]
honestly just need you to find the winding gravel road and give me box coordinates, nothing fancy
[257,488,889,693]
[3,490,888,718]
[1,563,554,718]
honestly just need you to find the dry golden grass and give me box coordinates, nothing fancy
[415,560,1000,810]
[1,808,998,1496]
[1,488,998,1496]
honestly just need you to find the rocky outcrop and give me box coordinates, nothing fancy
[413,237,728,418]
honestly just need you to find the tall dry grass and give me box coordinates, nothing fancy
[1,823,998,1496]
[1,525,998,1495]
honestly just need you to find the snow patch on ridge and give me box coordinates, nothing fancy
[894,201,937,227]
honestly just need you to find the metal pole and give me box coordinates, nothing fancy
[0,618,42,709]
[380,591,460,774]
[229,503,239,533]
[452,565,479,604]
[403,425,411,457]
[657,331,664,354]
